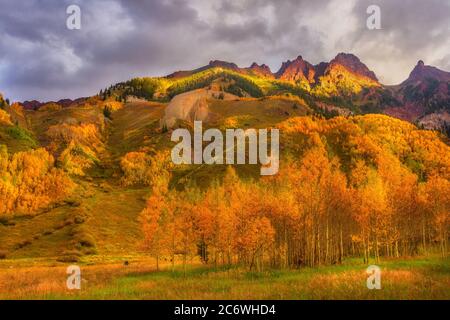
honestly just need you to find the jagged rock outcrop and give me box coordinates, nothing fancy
[327,53,378,82]
[275,55,316,83]
[404,60,450,84]
[386,60,450,130]
[246,62,274,78]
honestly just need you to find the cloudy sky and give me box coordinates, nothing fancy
[0,0,449,101]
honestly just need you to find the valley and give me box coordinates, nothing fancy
[0,52,449,300]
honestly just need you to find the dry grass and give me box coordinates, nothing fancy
[0,256,448,300]
[0,259,157,299]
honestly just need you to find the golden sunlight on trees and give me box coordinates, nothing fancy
[0,109,12,126]
[46,123,104,176]
[419,176,450,257]
[139,115,449,270]
[0,145,74,216]
[120,150,173,186]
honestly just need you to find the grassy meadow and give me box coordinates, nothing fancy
[0,255,448,300]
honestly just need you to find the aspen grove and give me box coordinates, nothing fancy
[138,115,450,271]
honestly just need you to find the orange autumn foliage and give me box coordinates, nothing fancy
[140,114,449,269]
[46,123,104,152]
[0,109,12,126]
[120,150,172,187]
[46,123,104,175]
[0,145,75,216]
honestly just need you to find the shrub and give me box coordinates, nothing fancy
[83,247,98,255]
[0,250,8,259]
[6,126,37,146]
[103,105,112,119]
[46,123,104,153]
[39,102,62,112]
[61,249,82,257]
[55,219,74,230]
[71,225,96,248]
[15,239,32,249]
[46,123,104,176]
[78,235,96,248]
[74,214,86,224]
[0,217,13,226]
[65,199,81,207]
[0,109,12,125]
[57,141,100,176]
[57,255,79,263]
[120,150,173,187]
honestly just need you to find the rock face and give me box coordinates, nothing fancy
[21,100,43,110]
[207,60,240,71]
[403,60,450,84]
[166,52,381,91]
[275,55,316,83]
[327,53,378,82]
[161,88,237,128]
[386,60,450,130]
[273,53,379,86]
[313,62,329,83]
[246,62,274,78]
[20,98,87,110]
[162,89,210,128]
[399,61,450,104]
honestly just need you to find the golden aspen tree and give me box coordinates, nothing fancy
[139,188,169,270]
[420,176,450,257]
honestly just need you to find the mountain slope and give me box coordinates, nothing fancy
[1,94,449,260]
[275,55,316,83]
[385,61,450,131]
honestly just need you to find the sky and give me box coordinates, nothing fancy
[0,0,449,101]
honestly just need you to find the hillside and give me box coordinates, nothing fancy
[385,61,450,131]
[92,53,450,135]
[1,88,449,262]
[0,78,449,302]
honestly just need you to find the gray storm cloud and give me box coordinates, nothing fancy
[0,0,449,101]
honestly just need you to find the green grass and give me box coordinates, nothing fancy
[81,184,149,254]
[94,256,448,300]
[0,125,37,152]
[0,179,149,259]
[106,101,167,160]
[1,255,446,300]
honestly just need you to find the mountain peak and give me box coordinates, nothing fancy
[247,62,273,78]
[334,52,359,60]
[208,60,239,70]
[406,60,450,83]
[275,54,315,82]
[328,52,378,82]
